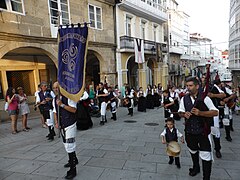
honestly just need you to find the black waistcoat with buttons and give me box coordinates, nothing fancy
[55,96,76,128]
[183,93,211,135]
[165,127,178,143]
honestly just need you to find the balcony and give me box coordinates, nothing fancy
[229,60,240,71]
[120,36,167,54]
[118,0,167,24]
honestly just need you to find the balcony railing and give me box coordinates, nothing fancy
[118,0,167,23]
[120,36,167,54]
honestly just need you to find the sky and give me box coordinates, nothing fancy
[177,0,229,51]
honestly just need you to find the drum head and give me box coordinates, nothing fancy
[166,141,181,157]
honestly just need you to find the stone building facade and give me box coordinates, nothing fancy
[0,0,116,105]
[115,0,168,90]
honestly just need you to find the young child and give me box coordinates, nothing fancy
[161,117,184,168]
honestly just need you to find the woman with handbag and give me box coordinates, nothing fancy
[17,87,30,132]
[6,87,19,134]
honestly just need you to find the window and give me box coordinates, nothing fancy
[126,16,131,36]
[153,24,157,42]
[0,0,24,14]
[89,4,102,29]
[49,0,70,25]
[141,20,146,39]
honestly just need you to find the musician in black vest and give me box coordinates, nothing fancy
[36,82,56,140]
[161,90,175,118]
[178,77,218,180]
[207,79,226,158]
[107,86,117,120]
[96,82,108,125]
[161,117,184,168]
[221,82,236,141]
[52,82,78,179]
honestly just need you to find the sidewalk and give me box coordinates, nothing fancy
[0,107,240,180]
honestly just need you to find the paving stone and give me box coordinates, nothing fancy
[123,160,156,173]
[0,158,19,170]
[99,168,140,180]
[104,150,142,161]
[76,166,104,180]
[78,149,106,158]
[90,138,124,145]
[32,162,66,178]
[3,172,58,180]
[127,146,154,154]
[2,150,43,160]
[139,172,177,180]
[0,170,13,180]
[6,159,46,174]
[86,157,126,169]
[100,144,129,151]
[35,152,65,162]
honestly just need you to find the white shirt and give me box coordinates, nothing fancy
[161,128,183,138]
[96,88,108,95]
[52,96,77,113]
[178,95,218,113]
[80,91,89,101]
[214,84,224,93]
[36,90,55,104]
[161,96,174,104]
[225,87,233,95]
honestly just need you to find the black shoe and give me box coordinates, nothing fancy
[105,119,107,123]
[48,136,54,141]
[65,168,76,179]
[111,117,114,119]
[168,159,174,164]
[230,127,234,131]
[215,151,222,158]
[176,164,181,168]
[100,121,104,126]
[46,134,50,138]
[64,159,79,168]
[225,136,232,142]
[189,168,200,176]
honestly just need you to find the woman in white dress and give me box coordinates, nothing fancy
[17,87,30,131]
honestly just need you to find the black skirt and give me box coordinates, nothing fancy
[76,101,93,130]
[138,96,146,112]
[146,94,154,109]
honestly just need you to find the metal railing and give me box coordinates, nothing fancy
[120,36,167,53]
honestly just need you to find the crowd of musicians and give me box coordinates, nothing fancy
[5,78,240,180]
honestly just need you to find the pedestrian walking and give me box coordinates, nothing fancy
[161,117,184,169]
[17,87,30,132]
[178,77,218,180]
[52,82,78,179]
[6,87,19,134]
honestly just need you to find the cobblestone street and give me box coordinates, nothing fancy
[0,107,240,180]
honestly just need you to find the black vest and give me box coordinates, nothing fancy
[55,96,76,128]
[163,96,174,110]
[97,89,106,103]
[39,90,53,111]
[183,93,212,135]
[165,127,178,142]
[108,91,115,102]
[210,86,223,108]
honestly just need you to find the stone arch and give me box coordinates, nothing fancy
[0,42,58,66]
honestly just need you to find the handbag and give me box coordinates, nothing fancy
[4,102,9,111]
